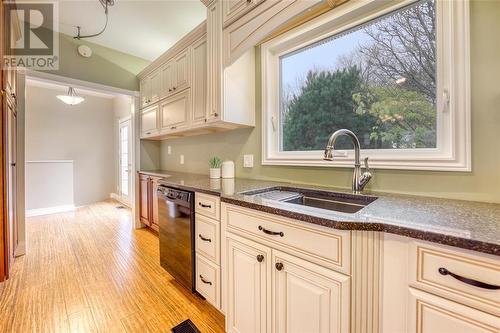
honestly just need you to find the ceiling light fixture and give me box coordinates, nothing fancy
[74,0,115,40]
[56,87,85,105]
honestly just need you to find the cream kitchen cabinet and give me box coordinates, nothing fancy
[160,61,175,99]
[273,250,350,333]
[159,89,191,132]
[206,1,255,126]
[191,36,208,127]
[140,105,160,138]
[160,49,190,99]
[225,233,271,333]
[140,71,161,108]
[222,204,351,333]
[407,288,500,333]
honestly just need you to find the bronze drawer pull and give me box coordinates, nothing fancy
[256,254,264,263]
[275,262,284,271]
[199,275,212,285]
[258,225,284,237]
[198,234,211,242]
[198,202,211,208]
[438,267,500,290]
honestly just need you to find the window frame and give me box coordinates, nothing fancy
[261,0,471,171]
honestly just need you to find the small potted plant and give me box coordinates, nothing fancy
[209,156,222,179]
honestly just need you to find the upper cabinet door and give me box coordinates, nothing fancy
[191,36,208,127]
[226,234,271,333]
[140,78,151,108]
[160,89,191,131]
[207,1,222,121]
[160,61,175,98]
[150,71,161,104]
[174,49,190,93]
[273,250,350,333]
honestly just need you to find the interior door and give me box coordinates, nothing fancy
[118,118,132,205]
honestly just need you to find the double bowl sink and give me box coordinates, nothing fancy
[240,187,378,214]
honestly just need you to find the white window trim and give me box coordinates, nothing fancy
[261,0,471,171]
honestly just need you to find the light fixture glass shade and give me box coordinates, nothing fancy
[56,87,85,105]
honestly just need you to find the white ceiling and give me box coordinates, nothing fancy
[51,0,207,61]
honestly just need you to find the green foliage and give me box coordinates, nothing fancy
[283,67,378,151]
[282,67,436,150]
[209,156,222,168]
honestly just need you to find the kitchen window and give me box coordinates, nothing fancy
[261,0,470,171]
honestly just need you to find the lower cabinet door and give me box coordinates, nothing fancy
[273,250,350,333]
[226,233,271,333]
[139,175,151,226]
[408,288,500,333]
[150,177,160,231]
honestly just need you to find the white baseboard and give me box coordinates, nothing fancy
[110,193,130,208]
[26,204,76,217]
[15,240,26,257]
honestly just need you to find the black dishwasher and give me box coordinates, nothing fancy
[157,185,195,292]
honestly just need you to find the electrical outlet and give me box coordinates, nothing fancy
[180,155,184,165]
[243,154,254,168]
[167,145,172,155]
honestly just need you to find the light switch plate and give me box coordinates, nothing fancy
[167,146,172,155]
[180,155,184,165]
[243,154,254,168]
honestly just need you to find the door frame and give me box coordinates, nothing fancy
[117,115,132,206]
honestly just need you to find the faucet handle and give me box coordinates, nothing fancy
[358,157,372,191]
[363,157,370,172]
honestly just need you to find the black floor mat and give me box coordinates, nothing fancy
[171,319,201,333]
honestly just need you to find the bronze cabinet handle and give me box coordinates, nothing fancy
[256,254,264,263]
[199,202,211,208]
[275,262,284,271]
[258,225,284,237]
[198,234,211,242]
[171,126,176,130]
[199,275,212,285]
[438,267,500,290]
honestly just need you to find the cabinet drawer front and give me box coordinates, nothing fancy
[195,193,220,220]
[196,254,220,309]
[408,288,500,333]
[195,215,220,264]
[410,242,500,316]
[222,204,350,274]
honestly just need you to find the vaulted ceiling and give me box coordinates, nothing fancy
[51,0,207,61]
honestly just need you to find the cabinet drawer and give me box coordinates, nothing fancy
[408,288,500,333]
[410,241,500,316]
[195,193,220,220]
[222,203,350,274]
[196,254,220,309]
[195,215,220,264]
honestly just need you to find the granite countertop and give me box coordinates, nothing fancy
[140,170,500,256]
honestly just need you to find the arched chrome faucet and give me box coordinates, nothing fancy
[324,129,372,193]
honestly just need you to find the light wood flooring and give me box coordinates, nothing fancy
[0,200,225,333]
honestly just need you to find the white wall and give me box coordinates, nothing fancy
[25,84,115,206]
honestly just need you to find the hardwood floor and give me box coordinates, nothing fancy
[0,200,225,333]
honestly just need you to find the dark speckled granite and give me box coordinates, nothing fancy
[141,170,500,256]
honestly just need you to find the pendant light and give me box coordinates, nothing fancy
[56,87,85,105]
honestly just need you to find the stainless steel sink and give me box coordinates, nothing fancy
[240,187,377,214]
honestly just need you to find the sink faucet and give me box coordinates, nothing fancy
[323,129,372,193]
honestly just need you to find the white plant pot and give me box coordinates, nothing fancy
[209,168,221,179]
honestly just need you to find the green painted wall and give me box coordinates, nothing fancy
[156,0,500,203]
[44,33,150,91]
